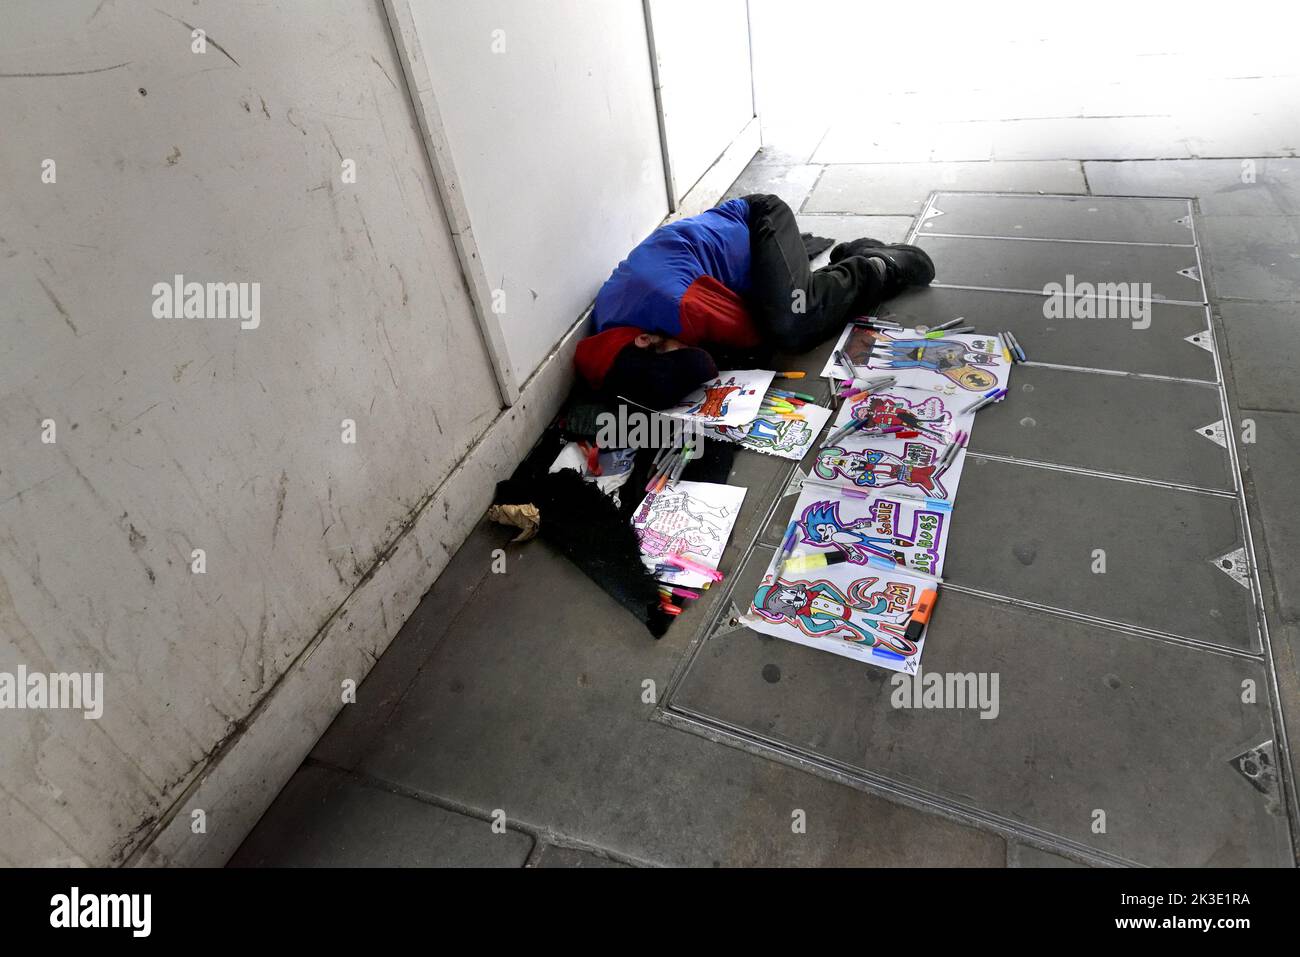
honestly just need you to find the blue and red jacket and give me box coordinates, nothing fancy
[592,198,760,349]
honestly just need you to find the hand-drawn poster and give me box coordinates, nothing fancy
[660,370,776,427]
[821,325,1011,396]
[842,387,973,442]
[812,397,969,502]
[787,483,952,578]
[702,402,832,460]
[632,480,746,587]
[820,323,889,380]
[747,548,934,673]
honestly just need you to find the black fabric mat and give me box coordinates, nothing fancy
[495,396,740,638]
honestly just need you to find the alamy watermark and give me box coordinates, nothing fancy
[152,274,260,329]
[595,406,704,449]
[890,669,999,719]
[0,666,103,719]
[1042,274,1151,329]
[50,887,150,937]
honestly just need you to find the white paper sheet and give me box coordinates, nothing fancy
[820,325,1012,398]
[746,546,935,674]
[659,370,776,427]
[631,480,746,587]
[702,402,832,460]
[782,482,953,579]
[811,391,973,503]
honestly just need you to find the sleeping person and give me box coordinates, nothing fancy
[574,193,936,408]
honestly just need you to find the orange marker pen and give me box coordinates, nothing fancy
[904,589,939,643]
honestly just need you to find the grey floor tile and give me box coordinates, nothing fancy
[988,116,1194,161]
[812,116,1207,165]
[921,193,1194,245]
[946,458,1254,649]
[804,161,1085,215]
[1175,108,1300,162]
[724,164,823,211]
[970,365,1232,490]
[1199,215,1300,301]
[797,215,916,264]
[1220,300,1300,413]
[530,844,631,868]
[671,585,1289,866]
[753,123,830,166]
[1267,621,1300,806]
[917,235,1205,303]
[311,521,509,770]
[880,287,1216,382]
[229,764,533,867]
[1008,844,1089,868]
[812,121,994,164]
[1243,411,1300,625]
[1085,159,1300,216]
[356,542,1005,866]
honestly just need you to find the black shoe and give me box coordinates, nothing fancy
[841,243,935,296]
[876,243,936,296]
[828,237,885,263]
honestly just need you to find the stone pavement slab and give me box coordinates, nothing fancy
[352,536,1006,867]
[230,764,534,867]
[1085,159,1300,216]
[945,457,1253,649]
[804,161,1084,215]
[670,574,1289,867]
[1219,300,1300,414]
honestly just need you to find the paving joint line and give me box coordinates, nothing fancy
[964,451,1237,498]
[919,232,1196,249]
[1191,199,1300,859]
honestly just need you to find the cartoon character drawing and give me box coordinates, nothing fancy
[842,326,883,367]
[798,499,912,564]
[687,376,750,419]
[713,415,812,453]
[752,576,916,657]
[850,393,949,439]
[814,444,946,498]
[871,338,1000,392]
[635,487,734,560]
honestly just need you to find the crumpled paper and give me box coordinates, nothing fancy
[486,503,540,542]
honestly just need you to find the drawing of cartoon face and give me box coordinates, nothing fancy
[814,447,946,497]
[815,449,869,482]
[810,521,836,544]
[763,583,809,617]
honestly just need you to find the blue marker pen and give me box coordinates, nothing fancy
[775,521,799,572]
[960,388,1006,415]
[872,647,906,661]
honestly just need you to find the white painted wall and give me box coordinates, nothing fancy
[0,0,758,867]
[408,0,670,387]
[0,0,504,865]
[647,0,755,203]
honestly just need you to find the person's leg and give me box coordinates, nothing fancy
[743,193,887,354]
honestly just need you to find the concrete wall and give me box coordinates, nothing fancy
[0,0,507,866]
[0,0,757,866]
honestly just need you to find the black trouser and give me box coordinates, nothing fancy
[743,193,887,354]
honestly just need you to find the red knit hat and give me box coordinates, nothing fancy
[574,326,642,389]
